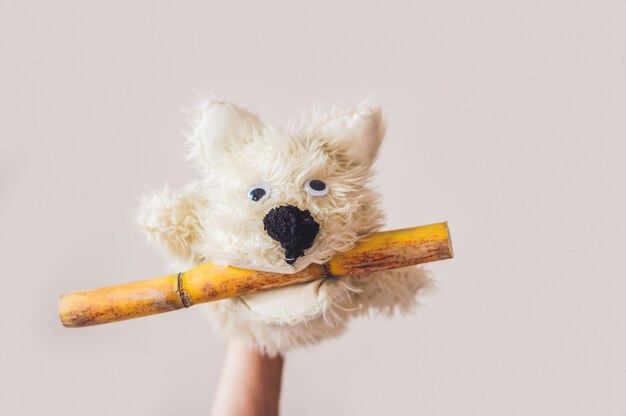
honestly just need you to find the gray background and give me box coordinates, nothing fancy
[1,1,625,415]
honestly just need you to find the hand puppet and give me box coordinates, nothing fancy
[138,98,431,354]
[58,98,453,355]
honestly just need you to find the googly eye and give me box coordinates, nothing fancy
[247,182,271,202]
[304,179,329,197]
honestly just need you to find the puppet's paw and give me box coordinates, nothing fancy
[349,267,432,316]
[136,182,206,262]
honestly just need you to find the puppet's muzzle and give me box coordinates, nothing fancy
[263,205,320,265]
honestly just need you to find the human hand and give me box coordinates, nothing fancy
[210,340,284,416]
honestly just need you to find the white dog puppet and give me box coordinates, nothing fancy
[137,99,430,355]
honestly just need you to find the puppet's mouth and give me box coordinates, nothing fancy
[263,205,320,265]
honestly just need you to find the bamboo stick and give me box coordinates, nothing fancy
[59,222,452,328]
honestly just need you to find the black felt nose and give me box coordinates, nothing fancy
[263,205,320,265]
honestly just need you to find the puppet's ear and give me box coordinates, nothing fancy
[312,102,386,167]
[185,99,264,165]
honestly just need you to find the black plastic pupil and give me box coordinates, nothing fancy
[309,180,326,191]
[249,188,266,201]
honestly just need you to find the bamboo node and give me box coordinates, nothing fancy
[177,273,193,308]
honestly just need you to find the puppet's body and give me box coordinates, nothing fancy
[137,99,429,354]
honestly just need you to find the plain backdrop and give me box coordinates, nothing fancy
[1,1,625,415]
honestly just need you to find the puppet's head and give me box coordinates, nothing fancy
[138,99,429,354]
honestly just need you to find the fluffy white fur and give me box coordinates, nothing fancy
[137,98,430,355]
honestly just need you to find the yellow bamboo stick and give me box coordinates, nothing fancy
[59,222,452,328]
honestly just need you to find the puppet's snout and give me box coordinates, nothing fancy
[263,205,320,265]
